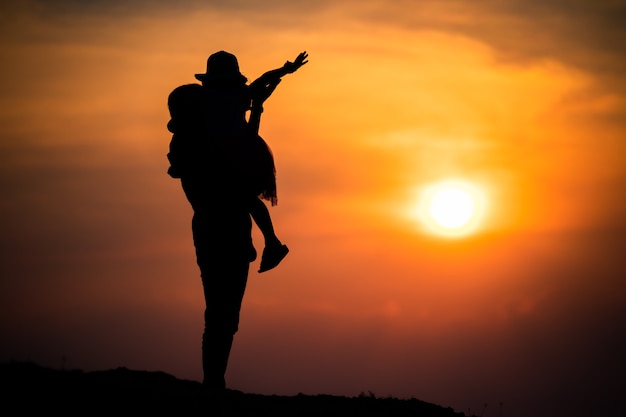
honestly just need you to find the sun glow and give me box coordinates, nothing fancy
[418,180,486,237]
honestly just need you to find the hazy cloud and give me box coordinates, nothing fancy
[333,0,626,83]
[7,0,626,81]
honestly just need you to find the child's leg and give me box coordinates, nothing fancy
[249,197,289,273]
[249,197,281,246]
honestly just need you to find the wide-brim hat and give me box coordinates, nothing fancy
[195,50,247,83]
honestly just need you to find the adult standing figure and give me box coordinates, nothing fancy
[166,50,308,410]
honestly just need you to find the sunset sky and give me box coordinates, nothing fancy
[1,1,625,416]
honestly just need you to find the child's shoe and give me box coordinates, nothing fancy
[258,243,289,273]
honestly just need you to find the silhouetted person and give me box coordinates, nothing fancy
[169,51,308,270]
[166,50,308,411]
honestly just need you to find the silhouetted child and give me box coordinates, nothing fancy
[168,51,307,272]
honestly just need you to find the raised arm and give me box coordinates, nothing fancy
[248,78,281,134]
[248,51,308,133]
[248,51,308,93]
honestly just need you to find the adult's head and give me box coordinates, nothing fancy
[195,51,248,85]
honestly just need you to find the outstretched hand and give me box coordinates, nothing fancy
[284,51,309,74]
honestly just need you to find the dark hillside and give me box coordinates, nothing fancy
[1,361,469,416]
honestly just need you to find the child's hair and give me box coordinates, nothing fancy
[168,83,203,121]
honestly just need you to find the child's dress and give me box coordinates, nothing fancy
[167,82,278,206]
[200,83,278,206]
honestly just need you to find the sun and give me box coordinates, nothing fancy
[418,180,485,237]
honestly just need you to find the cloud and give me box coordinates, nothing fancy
[2,0,331,23]
[342,0,626,77]
[7,0,625,84]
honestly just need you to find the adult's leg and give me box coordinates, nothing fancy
[200,259,249,392]
[192,211,253,393]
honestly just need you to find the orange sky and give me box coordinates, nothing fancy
[1,1,625,416]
